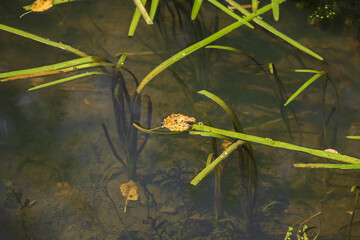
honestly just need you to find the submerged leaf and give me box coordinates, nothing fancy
[120,180,139,212]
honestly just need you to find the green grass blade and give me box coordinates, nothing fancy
[28,72,107,91]
[208,0,254,29]
[347,136,360,140]
[128,0,147,37]
[133,0,153,24]
[271,0,280,21]
[226,0,323,61]
[149,0,160,20]
[116,54,127,71]
[284,72,325,106]
[191,0,203,20]
[198,90,244,132]
[294,163,360,169]
[190,124,360,164]
[0,24,88,57]
[191,140,243,185]
[0,56,102,80]
[252,0,258,13]
[132,123,188,135]
[136,1,279,93]
[295,69,323,74]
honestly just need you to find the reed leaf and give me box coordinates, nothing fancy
[136,1,279,93]
[116,55,127,71]
[191,0,203,20]
[271,0,280,21]
[190,124,360,164]
[133,0,153,24]
[128,0,147,37]
[191,140,244,185]
[225,0,323,61]
[133,122,187,135]
[149,0,160,20]
[0,56,102,80]
[207,0,254,29]
[294,163,360,169]
[0,24,88,57]
[284,71,325,106]
[252,0,258,13]
[347,136,360,140]
[198,90,244,132]
[28,71,108,91]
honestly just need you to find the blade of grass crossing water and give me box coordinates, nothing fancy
[191,140,244,185]
[0,24,88,57]
[28,72,107,91]
[133,0,153,24]
[347,136,360,140]
[0,56,102,80]
[225,0,323,61]
[149,0,159,20]
[128,0,147,37]
[191,0,203,20]
[271,0,280,21]
[136,1,281,93]
[207,0,254,29]
[284,72,325,106]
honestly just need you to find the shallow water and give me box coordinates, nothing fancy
[0,1,360,239]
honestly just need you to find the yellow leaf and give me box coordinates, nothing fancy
[31,0,54,12]
[162,113,196,132]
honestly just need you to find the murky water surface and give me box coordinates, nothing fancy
[0,1,359,239]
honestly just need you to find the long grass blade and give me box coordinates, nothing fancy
[191,140,243,185]
[347,136,360,140]
[0,24,88,57]
[191,0,203,20]
[149,0,160,20]
[252,0,258,13]
[133,0,153,24]
[226,0,323,61]
[128,0,147,37]
[190,124,360,164]
[28,71,107,91]
[0,56,103,80]
[198,90,244,132]
[133,122,188,135]
[208,0,254,29]
[136,1,280,93]
[294,163,360,169]
[284,72,325,106]
[271,0,280,21]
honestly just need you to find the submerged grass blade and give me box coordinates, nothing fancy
[284,72,325,106]
[0,24,88,57]
[136,1,279,93]
[271,0,280,21]
[128,0,147,37]
[0,56,103,80]
[133,0,153,24]
[149,0,159,20]
[133,122,187,135]
[190,124,360,164]
[191,0,203,20]
[28,71,107,91]
[208,0,254,29]
[225,0,323,61]
[191,140,243,185]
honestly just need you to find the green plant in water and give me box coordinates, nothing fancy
[0,24,151,180]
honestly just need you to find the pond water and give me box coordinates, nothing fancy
[0,0,359,239]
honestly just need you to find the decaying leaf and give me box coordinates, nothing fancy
[31,0,54,12]
[222,140,232,150]
[120,180,139,212]
[20,0,54,18]
[162,113,196,131]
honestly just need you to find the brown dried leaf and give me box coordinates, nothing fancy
[120,180,139,201]
[31,0,54,12]
[163,113,196,131]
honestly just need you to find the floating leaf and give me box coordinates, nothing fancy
[31,0,54,12]
[163,113,196,132]
[120,180,139,212]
